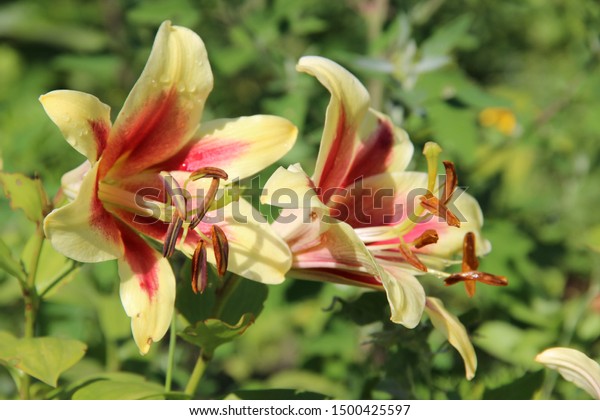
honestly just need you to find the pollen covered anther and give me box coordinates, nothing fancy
[189,177,220,230]
[191,240,207,294]
[188,167,229,230]
[442,160,458,204]
[419,194,461,228]
[189,166,229,182]
[211,225,229,277]
[398,241,428,272]
[444,232,508,297]
[162,213,183,258]
[412,229,439,249]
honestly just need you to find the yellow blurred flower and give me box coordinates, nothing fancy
[479,107,518,136]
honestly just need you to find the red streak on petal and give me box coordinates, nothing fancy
[342,118,395,186]
[88,119,109,158]
[90,180,122,247]
[100,88,189,179]
[319,107,354,203]
[119,225,160,299]
[163,136,249,174]
[302,267,382,287]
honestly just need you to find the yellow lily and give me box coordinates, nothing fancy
[41,21,297,354]
[263,56,503,379]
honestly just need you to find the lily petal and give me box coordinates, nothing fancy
[44,162,124,262]
[262,164,329,212]
[380,265,426,328]
[535,347,600,399]
[118,227,175,355]
[297,56,370,197]
[171,116,297,182]
[39,90,111,163]
[102,21,213,178]
[342,109,415,186]
[425,297,477,380]
[61,160,92,201]
[290,220,381,280]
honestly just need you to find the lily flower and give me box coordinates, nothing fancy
[535,347,600,399]
[41,21,297,354]
[263,56,503,378]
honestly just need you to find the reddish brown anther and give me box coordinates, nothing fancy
[189,177,220,229]
[398,241,428,272]
[191,240,207,294]
[413,229,439,249]
[162,213,183,258]
[419,194,461,228]
[444,232,508,297]
[189,166,229,181]
[442,160,458,204]
[211,224,229,277]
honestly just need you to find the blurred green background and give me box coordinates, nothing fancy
[1,0,600,400]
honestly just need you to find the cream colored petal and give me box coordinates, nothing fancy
[118,236,175,355]
[425,297,477,380]
[61,160,92,201]
[44,162,124,263]
[297,56,369,189]
[380,265,426,328]
[535,347,600,399]
[182,116,298,182]
[39,90,111,163]
[105,21,213,176]
[262,164,328,211]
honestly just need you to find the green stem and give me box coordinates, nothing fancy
[184,353,208,396]
[165,315,177,393]
[20,224,45,399]
[183,275,242,396]
[38,261,81,299]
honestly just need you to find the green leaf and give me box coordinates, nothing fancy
[584,225,600,253]
[0,333,86,386]
[179,313,255,357]
[228,388,330,400]
[421,15,473,57]
[483,370,545,399]
[72,378,165,400]
[176,275,268,325]
[0,236,26,281]
[0,172,50,223]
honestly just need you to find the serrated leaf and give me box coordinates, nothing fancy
[0,236,26,281]
[179,313,255,357]
[72,378,165,400]
[0,172,50,223]
[0,333,86,386]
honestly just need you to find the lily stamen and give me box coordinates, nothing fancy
[398,239,428,272]
[189,177,220,229]
[162,212,184,258]
[191,240,207,294]
[211,225,229,277]
[412,229,439,249]
[419,194,461,228]
[444,232,508,297]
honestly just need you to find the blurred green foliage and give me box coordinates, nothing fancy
[1,0,600,400]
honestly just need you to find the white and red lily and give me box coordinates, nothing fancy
[41,21,297,354]
[263,56,503,379]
